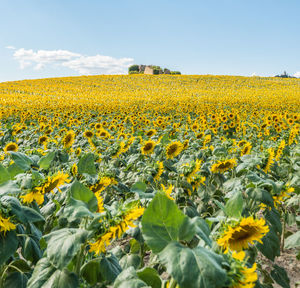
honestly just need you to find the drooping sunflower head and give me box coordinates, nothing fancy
[241,142,252,156]
[227,251,258,288]
[4,142,18,153]
[166,141,184,159]
[211,159,237,173]
[43,171,71,193]
[217,216,269,252]
[141,140,156,155]
[62,130,75,148]
[146,129,156,137]
[75,147,82,156]
[71,163,78,176]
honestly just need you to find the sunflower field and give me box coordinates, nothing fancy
[0,75,299,288]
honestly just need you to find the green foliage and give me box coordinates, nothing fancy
[128,65,140,73]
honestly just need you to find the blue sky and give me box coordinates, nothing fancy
[1,0,299,82]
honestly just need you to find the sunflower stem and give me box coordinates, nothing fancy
[281,211,286,252]
[75,243,85,276]
[169,278,177,288]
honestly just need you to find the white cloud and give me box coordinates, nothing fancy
[294,71,300,78]
[251,72,257,76]
[62,55,134,74]
[8,47,134,74]
[5,45,16,50]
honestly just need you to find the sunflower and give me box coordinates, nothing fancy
[237,140,247,147]
[83,130,94,138]
[91,177,117,193]
[263,148,274,173]
[43,171,71,193]
[211,159,237,173]
[38,135,48,145]
[71,163,78,176]
[75,147,82,156]
[232,263,257,288]
[146,129,156,137]
[97,129,110,138]
[95,123,102,130]
[4,142,19,153]
[0,214,16,234]
[166,141,184,159]
[153,161,164,181]
[62,130,75,148]
[217,216,269,252]
[183,139,189,149]
[229,251,258,288]
[241,142,252,156]
[21,187,45,205]
[141,140,156,155]
[161,184,174,200]
[95,192,105,213]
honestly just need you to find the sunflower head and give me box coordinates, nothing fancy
[84,130,94,138]
[75,147,82,156]
[211,159,237,173]
[166,141,184,159]
[146,129,156,137]
[4,142,18,153]
[38,135,48,145]
[141,140,156,155]
[217,216,269,252]
[241,142,252,156]
[62,130,75,148]
[71,163,78,176]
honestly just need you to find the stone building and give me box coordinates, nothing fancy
[144,66,154,75]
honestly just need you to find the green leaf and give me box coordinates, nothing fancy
[0,180,21,196]
[248,187,274,207]
[44,228,89,269]
[131,182,147,193]
[21,206,45,222]
[23,237,42,264]
[0,163,11,184]
[81,254,122,285]
[130,238,141,254]
[270,264,290,288]
[70,180,98,212]
[7,259,31,273]
[225,191,243,218]
[141,193,195,253]
[61,197,94,223]
[192,217,212,247]
[0,231,18,266]
[120,254,141,270]
[159,242,227,288]
[265,208,282,234]
[7,163,24,178]
[38,151,56,169]
[137,267,162,288]
[113,267,150,288]
[27,258,79,288]
[1,196,44,223]
[284,230,300,249]
[77,153,97,175]
[10,152,33,171]
[4,272,28,288]
[257,227,280,261]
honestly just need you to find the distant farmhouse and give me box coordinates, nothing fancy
[128,65,181,75]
